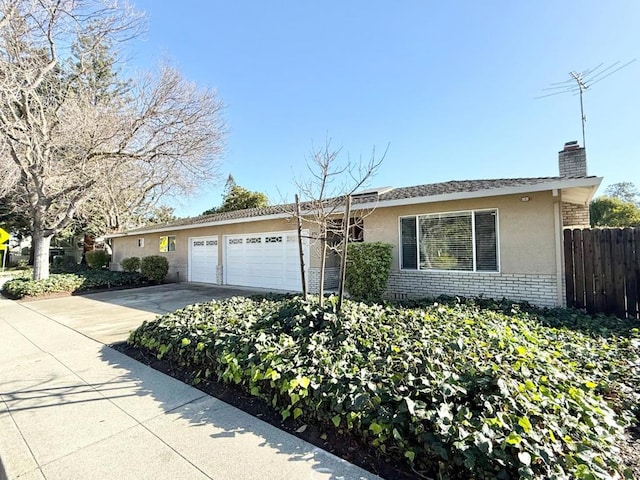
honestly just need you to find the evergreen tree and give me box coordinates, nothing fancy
[201,175,268,215]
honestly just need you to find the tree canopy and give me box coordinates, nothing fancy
[603,182,639,206]
[589,182,640,227]
[0,0,226,279]
[590,196,640,228]
[201,175,269,215]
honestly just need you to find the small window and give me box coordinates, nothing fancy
[137,238,144,248]
[159,235,176,252]
[327,218,364,246]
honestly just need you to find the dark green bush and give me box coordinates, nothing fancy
[51,255,81,273]
[85,250,111,269]
[120,256,141,272]
[2,270,145,298]
[128,296,639,480]
[345,242,393,301]
[140,255,169,283]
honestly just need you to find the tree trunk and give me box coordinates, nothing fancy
[295,194,307,300]
[32,230,52,280]
[318,232,327,309]
[337,195,352,312]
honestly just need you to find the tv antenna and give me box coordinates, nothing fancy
[536,59,636,149]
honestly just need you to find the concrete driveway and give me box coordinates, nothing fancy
[20,283,271,344]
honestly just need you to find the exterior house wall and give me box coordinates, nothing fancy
[363,192,563,307]
[111,217,334,292]
[561,201,590,228]
[110,189,569,307]
[110,217,316,282]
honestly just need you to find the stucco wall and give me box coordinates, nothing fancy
[364,192,558,274]
[363,192,563,306]
[110,217,314,282]
[109,191,564,306]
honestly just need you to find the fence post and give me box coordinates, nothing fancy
[564,229,575,308]
[582,229,596,313]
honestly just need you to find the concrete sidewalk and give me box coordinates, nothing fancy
[0,296,381,480]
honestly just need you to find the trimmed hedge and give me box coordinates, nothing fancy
[121,256,141,272]
[345,242,393,301]
[2,271,145,299]
[140,255,169,283]
[128,295,639,479]
[85,250,111,269]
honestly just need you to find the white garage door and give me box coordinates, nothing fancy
[224,230,308,291]
[189,236,219,283]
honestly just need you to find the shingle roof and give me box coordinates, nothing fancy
[111,175,597,236]
[375,176,566,201]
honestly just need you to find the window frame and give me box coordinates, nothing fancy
[327,217,364,246]
[398,208,500,273]
[159,235,177,253]
[137,238,144,248]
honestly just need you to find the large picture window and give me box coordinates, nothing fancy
[400,210,498,272]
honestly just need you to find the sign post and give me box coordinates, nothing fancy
[0,227,9,273]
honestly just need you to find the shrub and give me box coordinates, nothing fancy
[51,255,81,273]
[120,256,141,272]
[128,296,640,480]
[1,270,145,298]
[140,255,169,283]
[85,250,111,269]
[345,242,393,301]
[15,259,29,270]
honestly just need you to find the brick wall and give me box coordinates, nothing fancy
[308,266,340,293]
[385,270,561,308]
[561,201,590,228]
[558,146,587,177]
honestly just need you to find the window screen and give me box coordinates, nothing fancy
[419,212,472,271]
[474,211,497,271]
[401,217,417,269]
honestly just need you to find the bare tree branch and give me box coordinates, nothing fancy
[0,0,225,279]
[291,138,386,309]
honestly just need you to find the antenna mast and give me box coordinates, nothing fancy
[536,59,636,150]
[569,70,588,149]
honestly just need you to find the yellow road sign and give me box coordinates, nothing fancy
[0,227,8,251]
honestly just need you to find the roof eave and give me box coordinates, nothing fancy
[105,177,603,238]
[351,177,604,211]
[104,212,293,239]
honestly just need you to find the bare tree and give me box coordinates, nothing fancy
[293,139,385,308]
[0,0,226,280]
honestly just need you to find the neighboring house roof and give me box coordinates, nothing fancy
[105,175,601,238]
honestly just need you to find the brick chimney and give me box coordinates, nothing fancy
[558,140,587,177]
[558,141,590,228]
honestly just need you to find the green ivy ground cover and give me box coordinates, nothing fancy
[2,271,145,298]
[128,296,640,479]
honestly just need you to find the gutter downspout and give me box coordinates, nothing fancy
[552,189,565,307]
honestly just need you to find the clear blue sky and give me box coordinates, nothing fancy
[128,1,639,218]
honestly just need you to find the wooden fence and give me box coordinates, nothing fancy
[564,228,640,319]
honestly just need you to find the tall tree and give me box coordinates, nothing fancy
[590,197,640,227]
[0,0,226,280]
[604,182,639,206]
[201,175,269,215]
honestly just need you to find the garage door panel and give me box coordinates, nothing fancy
[224,230,307,291]
[189,236,218,284]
